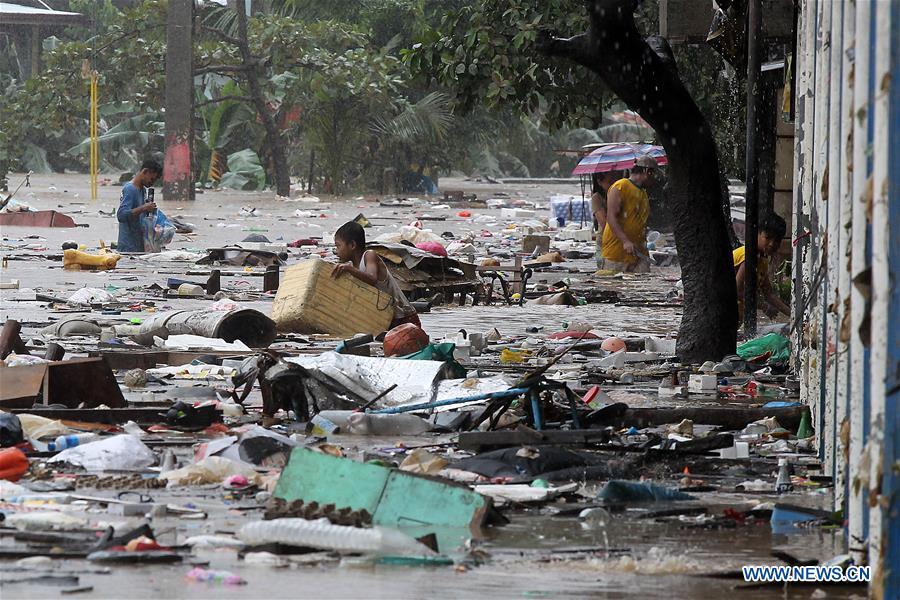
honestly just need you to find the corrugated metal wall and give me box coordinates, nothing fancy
[792,1,899,597]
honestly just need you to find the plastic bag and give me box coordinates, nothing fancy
[0,413,24,447]
[400,342,466,378]
[736,333,790,363]
[68,287,114,305]
[141,208,176,253]
[2,353,47,368]
[48,434,156,471]
[597,480,696,503]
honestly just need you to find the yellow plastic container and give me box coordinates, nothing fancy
[63,249,121,271]
[271,257,394,336]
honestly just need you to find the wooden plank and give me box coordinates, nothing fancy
[458,429,613,452]
[459,407,806,451]
[597,406,806,430]
[9,407,166,425]
[95,349,255,370]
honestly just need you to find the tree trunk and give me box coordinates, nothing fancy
[235,0,291,197]
[538,0,738,362]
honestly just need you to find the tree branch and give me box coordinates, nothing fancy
[535,31,597,68]
[195,95,253,108]
[201,24,244,48]
[194,63,253,75]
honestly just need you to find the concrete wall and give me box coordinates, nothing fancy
[792,1,899,597]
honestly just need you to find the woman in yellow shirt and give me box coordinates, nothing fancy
[590,171,622,268]
[600,155,658,272]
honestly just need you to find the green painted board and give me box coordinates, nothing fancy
[273,448,390,513]
[273,448,491,549]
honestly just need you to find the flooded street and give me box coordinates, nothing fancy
[2,0,896,593]
[0,174,858,598]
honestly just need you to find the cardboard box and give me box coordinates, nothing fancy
[522,235,551,254]
[688,374,718,393]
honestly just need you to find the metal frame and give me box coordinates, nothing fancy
[793,1,899,594]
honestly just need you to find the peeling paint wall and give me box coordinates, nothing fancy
[792,1,899,597]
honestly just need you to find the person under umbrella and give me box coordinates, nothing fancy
[590,171,623,268]
[599,155,660,273]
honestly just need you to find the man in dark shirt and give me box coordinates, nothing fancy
[116,159,162,252]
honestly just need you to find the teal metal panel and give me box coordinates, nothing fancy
[273,448,491,553]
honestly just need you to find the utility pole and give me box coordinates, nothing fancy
[163,0,195,201]
[743,0,762,335]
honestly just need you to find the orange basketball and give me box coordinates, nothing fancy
[383,323,430,357]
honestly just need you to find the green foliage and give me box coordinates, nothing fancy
[0,0,167,178]
[0,0,741,191]
[68,114,163,155]
[404,0,610,129]
[220,148,266,190]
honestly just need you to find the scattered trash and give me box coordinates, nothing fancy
[185,567,247,586]
[0,412,24,447]
[67,287,115,305]
[0,169,826,592]
[273,449,491,551]
[160,456,262,486]
[140,309,276,348]
[736,333,790,363]
[597,481,697,503]
[0,447,29,481]
[49,435,156,471]
[63,249,120,271]
[238,518,436,557]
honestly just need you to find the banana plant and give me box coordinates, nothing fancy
[67,112,164,170]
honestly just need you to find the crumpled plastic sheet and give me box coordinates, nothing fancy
[49,434,156,472]
[136,250,205,262]
[284,352,447,408]
[161,334,250,352]
[67,287,114,305]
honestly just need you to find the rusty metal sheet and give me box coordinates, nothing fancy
[46,358,125,408]
[0,363,47,408]
[0,357,124,409]
[0,210,77,228]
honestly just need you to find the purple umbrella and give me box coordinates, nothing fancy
[572,143,667,176]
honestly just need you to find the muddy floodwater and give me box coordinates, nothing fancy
[0,174,851,599]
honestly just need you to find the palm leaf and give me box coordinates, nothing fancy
[67,114,163,156]
[370,91,453,144]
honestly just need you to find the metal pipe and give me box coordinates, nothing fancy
[743,0,762,335]
[371,387,529,415]
[139,309,276,348]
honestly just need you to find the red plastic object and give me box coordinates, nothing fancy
[383,323,429,357]
[457,210,472,218]
[0,448,29,482]
[581,385,602,405]
[415,242,448,257]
